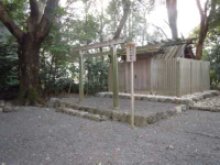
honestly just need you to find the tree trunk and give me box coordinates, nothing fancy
[195,0,209,59]
[113,0,131,40]
[0,0,59,104]
[196,43,204,60]
[196,22,208,60]
[166,0,178,40]
[18,33,41,104]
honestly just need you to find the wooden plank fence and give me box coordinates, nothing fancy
[111,58,210,96]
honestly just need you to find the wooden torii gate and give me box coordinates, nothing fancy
[75,39,125,109]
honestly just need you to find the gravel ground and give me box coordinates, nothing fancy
[61,97,177,116]
[0,107,220,165]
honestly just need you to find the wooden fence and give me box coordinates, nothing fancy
[177,58,210,96]
[109,58,210,96]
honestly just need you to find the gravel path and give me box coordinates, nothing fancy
[0,107,220,165]
[60,96,178,116]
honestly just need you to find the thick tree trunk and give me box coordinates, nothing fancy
[18,33,41,104]
[0,0,59,104]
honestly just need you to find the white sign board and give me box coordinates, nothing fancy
[126,43,136,62]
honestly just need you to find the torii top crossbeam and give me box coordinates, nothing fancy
[76,39,125,51]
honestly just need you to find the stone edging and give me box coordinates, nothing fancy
[96,90,220,105]
[50,99,187,127]
[57,107,108,121]
[189,105,220,112]
[96,92,192,104]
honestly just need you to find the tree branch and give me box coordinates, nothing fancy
[166,0,178,39]
[195,0,210,59]
[204,0,209,14]
[196,0,203,16]
[27,0,41,32]
[196,0,210,17]
[30,0,40,20]
[37,0,59,41]
[113,0,131,40]
[0,2,23,41]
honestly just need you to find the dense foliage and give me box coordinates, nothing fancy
[204,27,220,88]
[0,43,18,90]
[201,1,220,88]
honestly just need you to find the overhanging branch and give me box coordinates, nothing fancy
[113,0,131,40]
[0,2,23,41]
[30,0,40,20]
[37,0,59,41]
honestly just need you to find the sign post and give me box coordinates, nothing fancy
[79,52,84,102]
[126,42,136,128]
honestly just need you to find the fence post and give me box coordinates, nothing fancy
[190,60,193,93]
[112,45,119,109]
[176,59,180,97]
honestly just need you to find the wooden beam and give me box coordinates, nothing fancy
[74,39,125,51]
[83,51,111,57]
[79,53,84,102]
[79,45,162,57]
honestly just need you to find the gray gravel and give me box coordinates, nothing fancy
[0,107,220,165]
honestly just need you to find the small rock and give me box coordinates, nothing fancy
[175,106,182,113]
[166,145,174,150]
[2,104,13,113]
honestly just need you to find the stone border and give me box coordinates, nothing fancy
[97,90,220,105]
[189,105,220,112]
[49,99,187,127]
[57,107,108,121]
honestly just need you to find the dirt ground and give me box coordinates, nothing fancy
[0,107,220,165]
